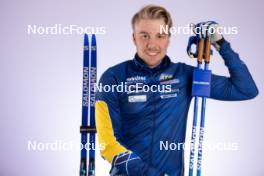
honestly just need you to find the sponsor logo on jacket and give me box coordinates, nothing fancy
[126,76,146,82]
[159,74,173,81]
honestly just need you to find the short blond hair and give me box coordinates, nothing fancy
[131,5,173,31]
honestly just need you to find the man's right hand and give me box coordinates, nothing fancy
[110,151,168,176]
[193,21,224,50]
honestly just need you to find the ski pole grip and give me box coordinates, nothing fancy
[204,38,211,63]
[197,38,204,64]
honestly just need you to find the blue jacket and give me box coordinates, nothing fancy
[95,41,258,176]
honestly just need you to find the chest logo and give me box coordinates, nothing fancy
[159,74,173,81]
[128,95,147,103]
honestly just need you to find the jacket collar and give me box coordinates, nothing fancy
[133,53,171,73]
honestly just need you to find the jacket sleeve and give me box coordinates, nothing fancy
[95,68,128,162]
[95,68,164,176]
[210,40,259,100]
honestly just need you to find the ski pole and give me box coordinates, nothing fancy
[188,36,204,176]
[196,37,211,176]
[187,24,212,176]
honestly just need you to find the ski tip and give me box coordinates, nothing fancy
[84,33,89,45]
[92,34,96,45]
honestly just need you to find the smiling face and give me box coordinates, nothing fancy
[133,19,170,68]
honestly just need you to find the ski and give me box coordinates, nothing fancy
[88,34,97,176]
[79,34,97,176]
[80,33,90,176]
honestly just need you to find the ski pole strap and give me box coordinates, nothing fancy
[80,126,97,133]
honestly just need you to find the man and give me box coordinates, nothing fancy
[95,5,258,176]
